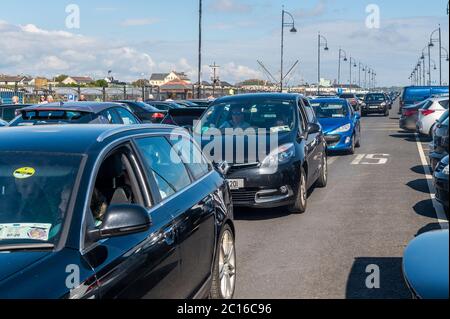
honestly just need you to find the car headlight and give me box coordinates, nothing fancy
[381,102,386,106]
[261,143,295,167]
[361,102,366,107]
[331,124,351,134]
[443,165,449,175]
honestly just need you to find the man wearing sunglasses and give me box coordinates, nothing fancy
[220,105,251,129]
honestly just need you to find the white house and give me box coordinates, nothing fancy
[149,71,191,87]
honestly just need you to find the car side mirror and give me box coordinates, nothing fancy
[214,161,230,175]
[307,123,321,134]
[88,204,151,241]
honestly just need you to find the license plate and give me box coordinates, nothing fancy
[369,106,379,109]
[228,179,244,190]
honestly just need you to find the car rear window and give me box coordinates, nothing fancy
[438,100,449,109]
[10,110,94,126]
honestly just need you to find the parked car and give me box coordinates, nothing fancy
[176,100,206,108]
[403,229,449,299]
[194,93,327,213]
[385,93,393,109]
[0,119,8,127]
[399,100,429,131]
[416,97,449,136]
[338,93,359,111]
[187,99,213,107]
[161,107,206,130]
[146,101,186,111]
[361,93,390,116]
[113,100,166,123]
[9,102,141,127]
[433,155,449,213]
[399,86,449,114]
[310,98,361,154]
[0,104,31,122]
[0,124,235,299]
[429,111,449,170]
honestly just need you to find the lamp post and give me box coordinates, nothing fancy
[338,48,347,86]
[280,6,297,92]
[429,26,442,85]
[197,0,202,98]
[317,32,329,95]
[349,57,357,92]
[358,62,364,88]
[364,65,368,89]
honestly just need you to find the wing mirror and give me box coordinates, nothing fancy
[307,123,321,134]
[214,161,231,175]
[88,204,151,242]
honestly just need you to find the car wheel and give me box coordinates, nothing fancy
[384,109,389,117]
[361,112,367,117]
[355,129,361,148]
[210,224,236,300]
[316,152,328,188]
[289,167,307,214]
[348,136,356,155]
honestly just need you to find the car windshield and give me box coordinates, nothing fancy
[310,101,349,118]
[340,94,354,99]
[0,152,83,245]
[195,99,296,134]
[365,94,385,102]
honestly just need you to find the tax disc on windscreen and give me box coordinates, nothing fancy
[13,167,36,179]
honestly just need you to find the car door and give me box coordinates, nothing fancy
[349,104,360,141]
[299,99,320,186]
[169,136,217,298]
[82,143,183,299]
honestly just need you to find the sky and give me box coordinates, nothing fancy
[0,0,448,87]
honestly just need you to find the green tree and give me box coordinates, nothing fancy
[55,74,69,83]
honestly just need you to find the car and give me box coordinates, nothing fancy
[361,93,390,116]
[338,93,359,111]
[416,97,449,136]
[194,93,327,213]
[113,100,167,123]
[403,229,449,299]
[310,98,361,154]
[0,124,235,299]
[385,93,393,109]
[0,104,31,122]
[175,100,206,108]
[146,101,186,111]
[399,100,429,131]
[161,107,206,131]
[0,119,8,127]
[429,111,449,170]
[399,86,449,114]
[9,102,141,127]
[433,155,449,213]
[187,99,213,108]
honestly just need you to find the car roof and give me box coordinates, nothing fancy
[0,124,178,154]
[214,93,301,103]
[20,102,125,114]
[310,98,347,103]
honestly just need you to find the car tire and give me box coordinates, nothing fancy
[361,112,367,117]
[355,130,361,148]
[348,136,356,155]
[384,109,389,117]
[210,224,236,300]
[315,153,328,188]
[289,167,307,214]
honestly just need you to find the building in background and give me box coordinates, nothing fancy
[149,71,191,87]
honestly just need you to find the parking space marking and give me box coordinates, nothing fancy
[415,134,448,228]
[327,157,338,165]
[351,154,390,165]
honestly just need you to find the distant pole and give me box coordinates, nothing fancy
[439,26,442,85]
[428,44,432,85]
[197,0,202,98]
[280,7,285,92]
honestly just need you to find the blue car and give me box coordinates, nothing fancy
[310,98,361,154]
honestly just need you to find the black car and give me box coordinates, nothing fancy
[430,111,449,170]
[0,124,235,299]
[9,102,141,127]
[146,101,186,111]
[187,99,212,108]
[194,93,327,213]
[434,155,449,213]
[113,100,167,123]
[161,107,206,130]
[362,93,390,116]
[0,104,31,122]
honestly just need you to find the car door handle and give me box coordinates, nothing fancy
[163,226,176,245]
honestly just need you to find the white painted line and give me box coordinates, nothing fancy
[327,157,338,165]
[415,134,448,228]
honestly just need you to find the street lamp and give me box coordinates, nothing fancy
[280,6,297,92]
[441,47,449,62]
[197,0,203,98]
[429,26,442,85]
[317,32,329,95]
[349,57,357,91]
[338,48,347,86]
[358,62,364,89]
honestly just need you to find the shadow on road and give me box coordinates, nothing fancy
[346,257,411,299]
[413,199,437,219]
[415,222,447,236]
[410,165,427,175]
[233,206,291,221]
[406,179,430,193]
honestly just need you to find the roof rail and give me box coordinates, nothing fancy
[96,124,178,143]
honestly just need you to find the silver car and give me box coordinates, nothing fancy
[416,97,449,136]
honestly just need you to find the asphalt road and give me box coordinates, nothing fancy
[233,100,449,299]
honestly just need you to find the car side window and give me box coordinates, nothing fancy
[100,109,120,124]
[297,100,308,132]
[135,136,192,201]
[439,100,449,109]
[115,108,139,125]
[171,137,210,180]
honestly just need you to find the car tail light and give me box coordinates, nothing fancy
[151,112,165,119]
[403,109,417,117]
[420,109,435,116]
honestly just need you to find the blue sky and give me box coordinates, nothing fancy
[0,0,448,86]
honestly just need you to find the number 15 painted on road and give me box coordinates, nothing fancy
[351,154,390,165]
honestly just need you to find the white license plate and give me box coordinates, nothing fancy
[228,179,244,190]
[369,106,379,109]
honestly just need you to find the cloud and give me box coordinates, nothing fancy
[121,18,160,27]
[209,0,252,14]
[294,0,331,19]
